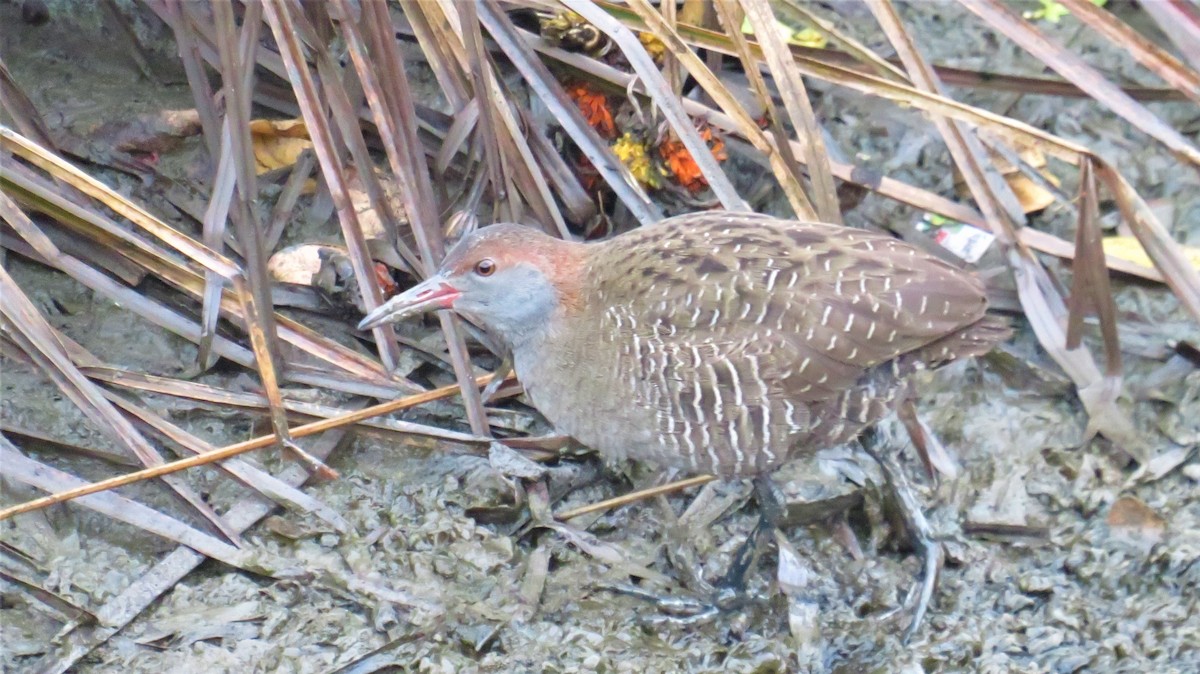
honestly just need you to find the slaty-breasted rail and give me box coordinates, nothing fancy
[359,212,1009,639]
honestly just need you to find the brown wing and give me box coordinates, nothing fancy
[592,212,989,407]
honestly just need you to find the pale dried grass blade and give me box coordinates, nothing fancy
[453,0,515,222]
[563,0,748,211]
[1057,0,1200,105]
[0,181,261,369]
[29,419,359,673]
[82,366,488,446]
[1129,0,1200,71]
[2,167,381,403]
[339,0,491,435]
[196,122,237,371]
[1066,158,1122,377]
[776,0,907,82]
[627,0,816,219]
[476,0,662,225]
[0,238,241,541]
[0,375,496,522]
[261,0,405,375]
[1095,161,1200,325]
[0,438,269,571]
[863,0,1142,459]
[417,1,569,235]
[736,0,841,222]
[1,127,241,279]
[957,0,1200,166]
[864,0,1028,227]
[99,389,350,533]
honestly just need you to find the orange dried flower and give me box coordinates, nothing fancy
[374,262,399,297]
[565,81,616,140]
[659,123,727,193]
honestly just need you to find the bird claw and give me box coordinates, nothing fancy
[598,582,752,626]
[901,524,943,644]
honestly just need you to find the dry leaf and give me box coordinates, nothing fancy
[1103,236,1200,272]
[1106,495,1166,552]
[248,118,314,176]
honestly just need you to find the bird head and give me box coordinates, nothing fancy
[357,224,582,347]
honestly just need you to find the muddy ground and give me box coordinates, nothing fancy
[2,1,1198,673]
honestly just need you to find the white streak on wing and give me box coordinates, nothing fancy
[746,356,772,465]
[704,362,725,423]
[761,404,776,463]
[727,415,742,475]
[783,400,802,432]
[844,315,855,332]
[820,305,832,325]
[754,302,769,325]
[719,362,743,475]
[697,366,722,471]
[766,269,780,291]
[724,359,743,408]
[680,417,698,470]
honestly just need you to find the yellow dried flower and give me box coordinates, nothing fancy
[791,27,827,49]
[638,32,666,64]
[612,133,661,189]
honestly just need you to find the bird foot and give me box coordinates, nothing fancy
[860,427,944,644]
[601,477,785,626]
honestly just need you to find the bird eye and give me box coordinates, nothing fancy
[474,259,496,277]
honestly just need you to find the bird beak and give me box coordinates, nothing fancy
[357,274,460,331]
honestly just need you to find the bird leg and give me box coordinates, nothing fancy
[714,475,786,603]
[859,427,942,644]
[602,476,786,624]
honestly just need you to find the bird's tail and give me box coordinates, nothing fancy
[912,314,1012,370]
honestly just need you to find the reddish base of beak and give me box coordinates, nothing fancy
[357,277,459,330]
